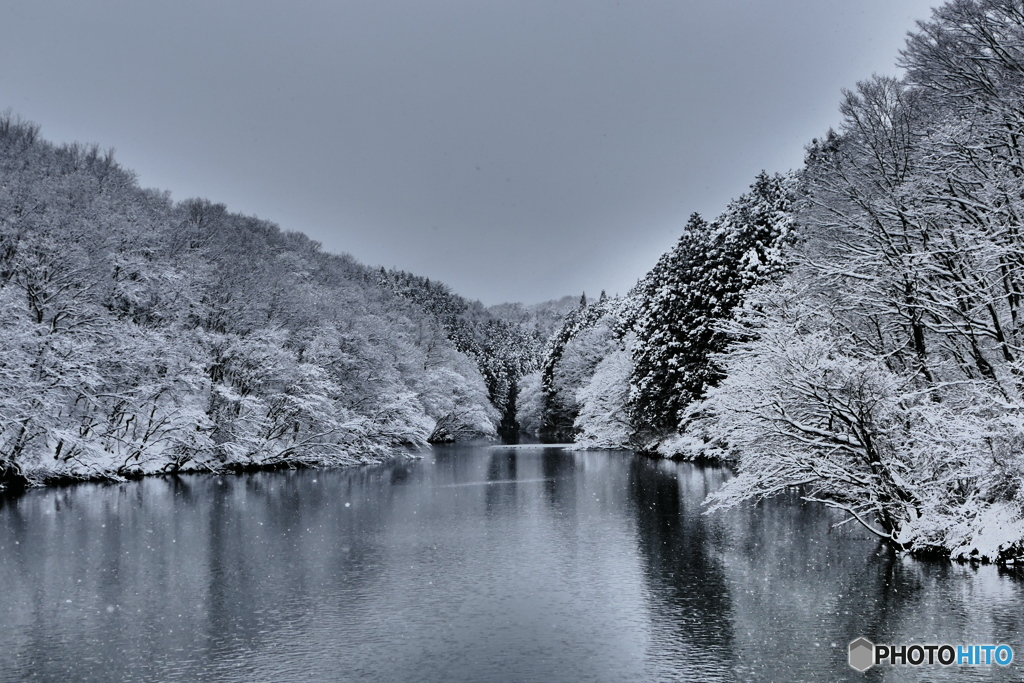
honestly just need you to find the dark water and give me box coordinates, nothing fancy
[0,446,1021,682]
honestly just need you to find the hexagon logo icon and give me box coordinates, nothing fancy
[849,637,874,672]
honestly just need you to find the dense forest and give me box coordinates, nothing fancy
[528,0,1024,563]
[4,0,1024,564]
[0,116,570,488]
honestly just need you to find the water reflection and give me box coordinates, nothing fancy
[0,449,1020,682]
[585,456,1022,683]
[628,458,736,682]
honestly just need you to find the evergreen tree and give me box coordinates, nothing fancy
[629,173,794,437]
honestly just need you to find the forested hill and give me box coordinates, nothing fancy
[0,115,552,489]
[377,269,572,436]
[523,0,1024,564]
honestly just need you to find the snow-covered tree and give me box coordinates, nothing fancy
[629,173,795,441]
[0,112,501,488]
[537,294,625,441]
[514,370,545,437]
[703,0,1024,562]
[574,338,634,449]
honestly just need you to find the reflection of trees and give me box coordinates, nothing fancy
[715,492,886,680]
[197,467,414,677]
[3,455,1022,681]
[204,476,258,660]
[430,443,486,484]
[627,458,737,681]
[716,490,1024,681]
[541,447,577,512]
[0,467,416,681]
[484,449,517,513]
[629,459,1024,682]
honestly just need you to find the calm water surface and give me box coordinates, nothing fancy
[0,446,1021,682]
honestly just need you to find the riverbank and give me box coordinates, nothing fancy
[619,436,1024,569]
[0,445,424,495]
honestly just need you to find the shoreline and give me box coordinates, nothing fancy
[5,442,1023,570]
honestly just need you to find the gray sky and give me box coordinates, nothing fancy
[2,0,938,305]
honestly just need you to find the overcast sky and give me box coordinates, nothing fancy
[2,0,939,305]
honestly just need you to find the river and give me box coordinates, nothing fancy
[0,446,1020,681]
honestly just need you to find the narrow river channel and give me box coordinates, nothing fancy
[0,446,1020,681]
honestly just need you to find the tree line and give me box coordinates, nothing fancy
[525,0,1024,563]
[0,118,515,488]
